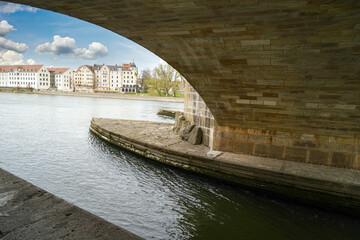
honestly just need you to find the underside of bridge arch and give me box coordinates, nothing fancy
[10,0,360,169]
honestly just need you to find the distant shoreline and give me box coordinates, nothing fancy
[0,89,184,103]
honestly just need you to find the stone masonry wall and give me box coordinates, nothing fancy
[213,125,360,170]
[186,84,360,170]
[184,81,214,148]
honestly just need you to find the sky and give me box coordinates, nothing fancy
[0,1,163,72]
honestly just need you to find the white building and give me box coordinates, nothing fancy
[47,68,73,91]
[0,65,50,90]
[94,64,122,91]
[121,62,138,93]
[109,65,122,91]
[93,63,137,93]
[73,65,95,92]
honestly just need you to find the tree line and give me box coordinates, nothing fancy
[139,63,183,97]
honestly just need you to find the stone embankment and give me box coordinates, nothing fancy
[0,168,143,240]
[90,118,360,216]
[0,89,184,103]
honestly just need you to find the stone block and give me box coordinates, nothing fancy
[247,92,263,97]
[173,112,186,135]
[248,134,269,144]
[301,134,315,141]
[263,100,277,106]
[202,135,210,146]
[331,152,355,168]
[254,144,268,156]
[213,27,246,33]
[235,142,254,154]
[247,59,271,65]
[355,155,360,170]
[241,40,270,46]
[180,124,195,141]
[250,100,264,105]
[285,147,307,162]
[309,150,329,165]
[236,99,250,104]
[293,140,317,148]
[187,126,203,145]
[334,104,357,110]
[267,145,285,159]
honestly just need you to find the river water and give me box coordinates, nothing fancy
[0,93,359,240]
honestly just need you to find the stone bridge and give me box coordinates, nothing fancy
[10,0,360,169]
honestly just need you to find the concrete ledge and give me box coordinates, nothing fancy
[90,118,360,217]
[0,168,143,240]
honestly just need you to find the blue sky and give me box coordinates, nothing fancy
[0,2,162,72]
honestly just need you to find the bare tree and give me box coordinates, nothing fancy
[139,68,151,91]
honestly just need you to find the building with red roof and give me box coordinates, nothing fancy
[0,64,51,90]
[73,65,95,92]
[47,68,73,91]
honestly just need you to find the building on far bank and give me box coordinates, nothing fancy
[47,68,73,91]
[121,62,137,93]
[93,62,138,93]
[0,64,50,90]
[73,65,95,92]
[94,64,122,91]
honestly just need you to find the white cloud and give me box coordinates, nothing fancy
[0,2,37,13]
[0,20,14,37]
[35,35,108,60]
[0,50,35,65]
[0,20,28,53]
[35,35,76,55]
[74,42,108,60]
[27,58,35,65]
[0,50,23,65]
[0,37,28,53]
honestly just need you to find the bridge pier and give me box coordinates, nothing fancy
[184,83,360,170]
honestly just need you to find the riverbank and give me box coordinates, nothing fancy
[90,118,360,216]
[0,168,142,240]
[0,88,184,103]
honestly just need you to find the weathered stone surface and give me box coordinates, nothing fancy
[187,126,202,145]
[90,118,360,217]
[180,124,195,141]
[0,168,142,240]
[157,109,182,118]
[332,152,356,169]
[309,150,329,165]
[173,111,190,135]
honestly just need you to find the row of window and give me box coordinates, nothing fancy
[7,72,36,76]
[55,83,70,87]
[121,88,136,93]
[1,69,37,72]
[8,77,35,80]
[9,81,36,85]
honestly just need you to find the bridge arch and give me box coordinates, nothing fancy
[8,0,360,169]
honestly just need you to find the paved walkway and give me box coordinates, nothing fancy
[36,91,184,103]
[90,118,360,216]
